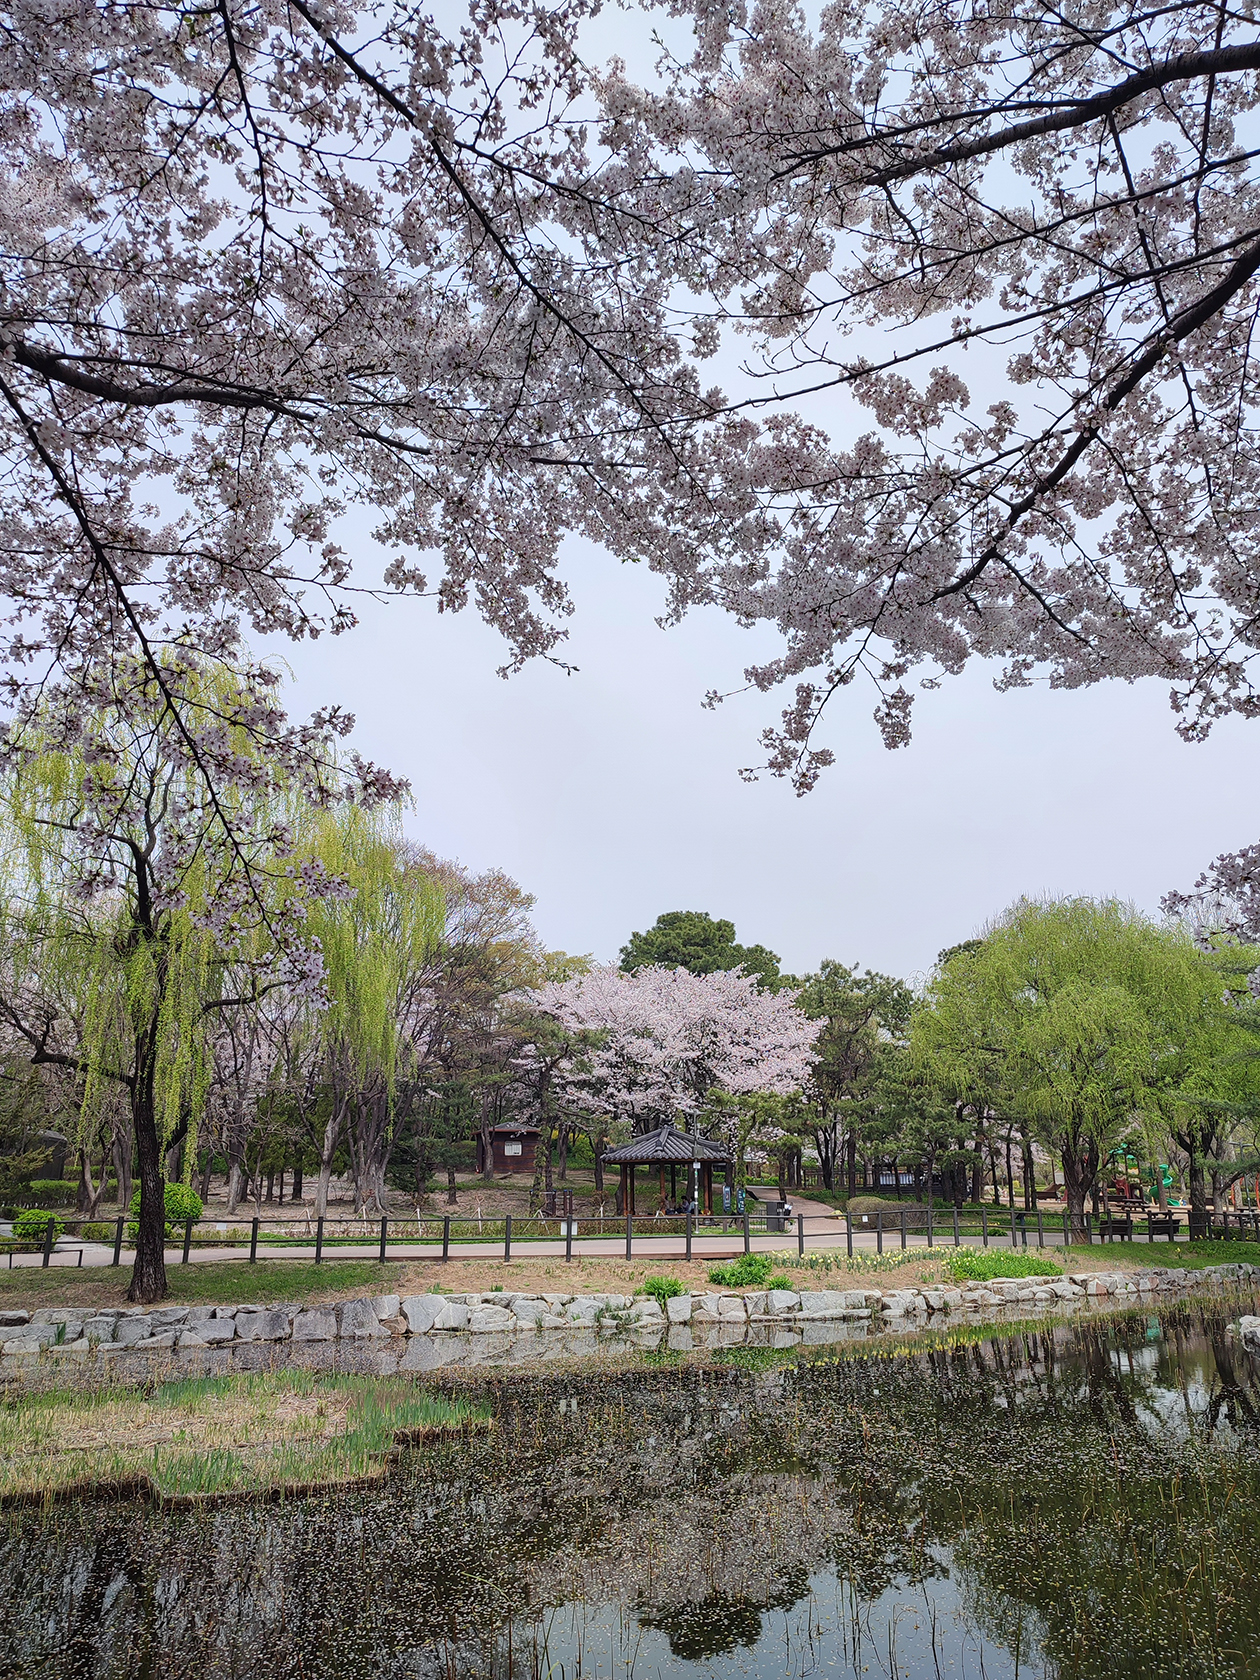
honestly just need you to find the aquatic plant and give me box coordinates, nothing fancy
[0,1370,482,1501]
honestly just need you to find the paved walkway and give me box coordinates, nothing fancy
[4,1224,1109,1273]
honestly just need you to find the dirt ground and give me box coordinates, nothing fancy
[0,1248,955,1310]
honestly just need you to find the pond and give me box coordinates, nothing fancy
[2,1294,1259,1680]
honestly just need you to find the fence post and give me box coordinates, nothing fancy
[981,1207,988,1247]
[378,1217,387,1263]
[250,1217,260,1264]
[900,1210,907,1251]
[798,1212,806,1257]
[112,1216,123,1267]
[1037,1209,1044,1248]
[927,1204,933,1247]
[743,1203,751,1254]
[1012,1209,1019,1249]
[845,1209,853,1258]
[41,1219,54,1267]
[1085,1214,1092,1245]
[625,1213,633,1261]
[504,1214,511,1263]
[182,1218,193,1264]
[686,1208,693,1263]
[442,1216,450,1261]
[876,1210,883,1254]
[1063,1211,1070,1249]
[314,1216,324,1264]
[953,1207,960,1247]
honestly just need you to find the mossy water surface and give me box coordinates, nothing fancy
[2,1295,1259,1678]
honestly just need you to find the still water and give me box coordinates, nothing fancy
[3,1296,1259,1680]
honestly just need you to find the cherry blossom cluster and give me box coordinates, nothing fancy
[534,962,819,1129]
[2,0,1259,837]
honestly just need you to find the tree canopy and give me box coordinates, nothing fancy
[620,912,783,989]
[912,898,1241,1235]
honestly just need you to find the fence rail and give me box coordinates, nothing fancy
[4,1204,1260,1269]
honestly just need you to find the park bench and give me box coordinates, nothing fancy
[1145,1214,1181,1239]
[1097,1216,1133,1241]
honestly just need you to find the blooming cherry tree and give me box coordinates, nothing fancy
[534,964,819,1138]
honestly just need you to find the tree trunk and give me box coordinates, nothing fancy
[199,1151,213,1201]
[112,1131,133,1214]
[1022,1134,1035,1210]
[845,1129,857,1198]
[446,1165,458,1205]
[592,1127,605,1193]
[128,1048,168,1304]
[225,1147,246,1215]
[74,1146,100,1216]
[1187,1153,1208,1214]
[480,1094,494,1181]
[1060,1131,1099,1244]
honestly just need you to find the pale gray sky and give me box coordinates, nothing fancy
[277,530,1258,984]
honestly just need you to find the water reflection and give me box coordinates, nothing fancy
[2,1297,1259,1680]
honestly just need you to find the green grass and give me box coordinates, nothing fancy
[708,1253,776,1288]
[1062,1239,1260,1269]
[0,1369,486,1501]
[762,1247,935,1277]
[0,1258,400,1310]
[637,1274,685,1307]
[943,1248,1063,1283]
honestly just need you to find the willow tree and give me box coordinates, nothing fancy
[293,809,445,1217]
[0,656,343,1301]
[912,899,1232,1240]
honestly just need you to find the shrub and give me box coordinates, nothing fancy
[638,1274,685,1308]
[25,1179,77,1207]
[708,1252,774,1289]
[127,1182,204,1239]
[12,1208,65,1244]
[943,1248,1063,1283]
[79,1221,117,1242]
[767,1273,794,1291]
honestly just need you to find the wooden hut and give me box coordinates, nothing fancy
[476,1124,541,1176]
[602,1124,731,1215]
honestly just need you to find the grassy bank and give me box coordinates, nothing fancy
[0,1369,484,1502]
[1060,1238,1260,1268]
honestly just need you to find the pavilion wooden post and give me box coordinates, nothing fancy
[670,1163,677,1203]
[619,1163,628,1216]
[659,1163,667,1211]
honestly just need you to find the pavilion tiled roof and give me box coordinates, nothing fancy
[601,1123,730,1164]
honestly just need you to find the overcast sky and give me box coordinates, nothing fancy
[276,526,1258,986]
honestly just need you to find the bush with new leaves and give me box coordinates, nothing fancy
[25,1179,76,1207]
[12,1209,65,1245]
[127,1182,204,1240]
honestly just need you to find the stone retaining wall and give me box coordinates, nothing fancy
[2,1262,1256,1362]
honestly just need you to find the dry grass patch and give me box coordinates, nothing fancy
[0,1370,483,1502]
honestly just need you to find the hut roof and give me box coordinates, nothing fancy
[601,1124,730,1165]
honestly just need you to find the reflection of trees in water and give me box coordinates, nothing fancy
[2,1300,1260,1680]
[637,1574,808,1659]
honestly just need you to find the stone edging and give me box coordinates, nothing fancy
[2,1261,1257,1358]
